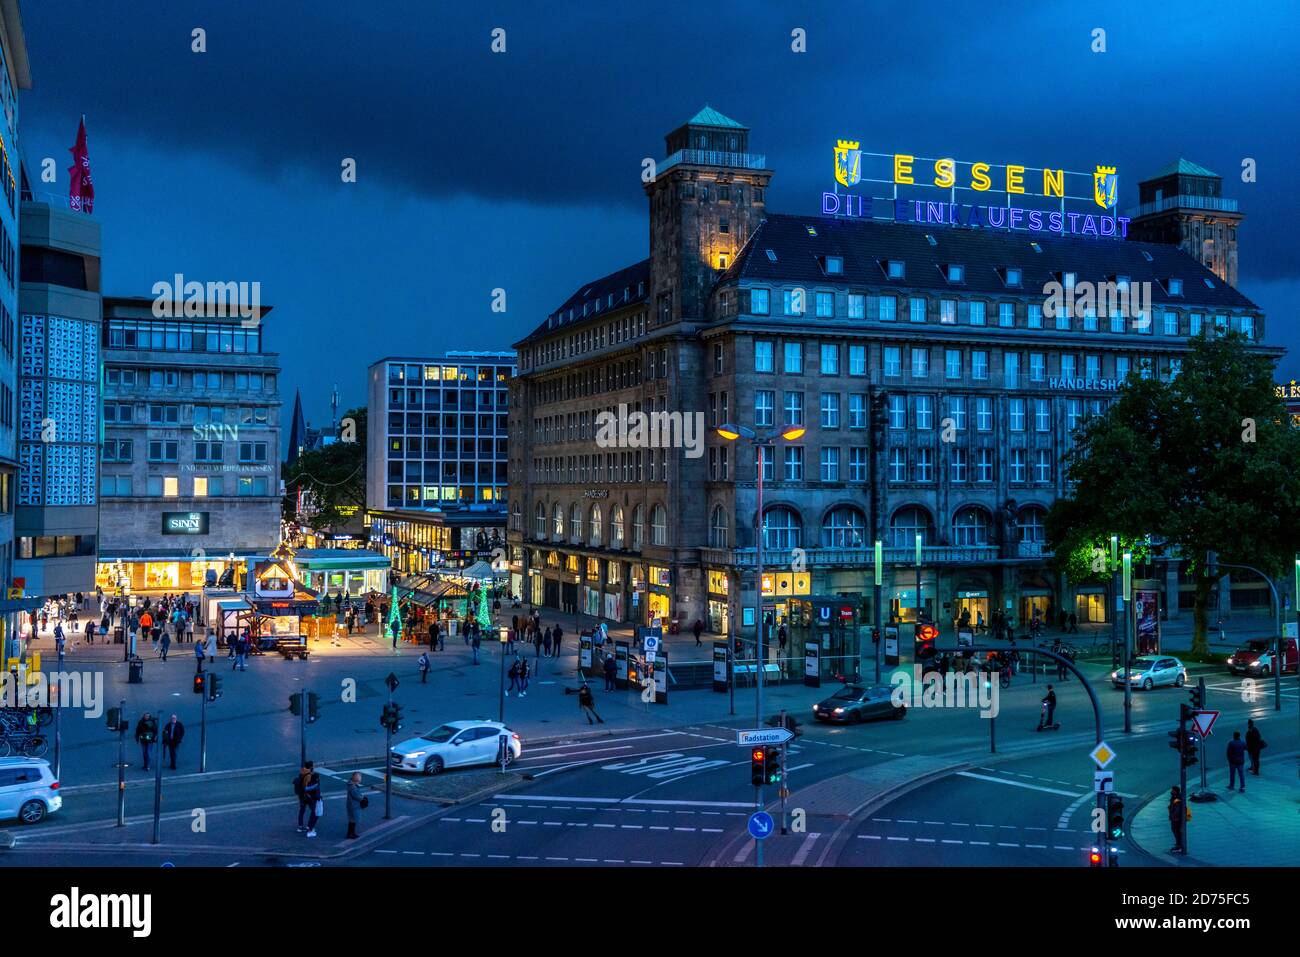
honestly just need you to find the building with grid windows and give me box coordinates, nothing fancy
[365,352,514,574]
[506,109,1281,653]
[96,296,282,592]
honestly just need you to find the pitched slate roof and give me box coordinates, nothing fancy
[1147,158,1219,180]
[723,213,1258,311]
[687,105,745,129]
[517,258,651,345]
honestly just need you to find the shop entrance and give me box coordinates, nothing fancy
[1020,594,1051,628]
[953,592,989,632]
[1075,592,1107,624]
[647,592,670,626]
[890,586,933,624]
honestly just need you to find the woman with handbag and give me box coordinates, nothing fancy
[303,767,323,838]
[346,772,368,839]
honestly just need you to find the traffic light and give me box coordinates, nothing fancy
[750,748,765,786]
[1167,729,1199,767]
[193,674,206,694]
[380,702,404,733]
[207,673,223,702]
[289,692,303,716]
[307,692,320,724]
[1188,684,1204,711]
[763,746,781,786]
[914,623,938,661]
[1089,845,1103,867]
[1106,794,1125,841]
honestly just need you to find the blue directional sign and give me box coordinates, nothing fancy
[747,811,775,840]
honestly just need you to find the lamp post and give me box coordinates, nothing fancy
[1123,551,1133,733]
[1110,535,1120,668]
[874,540,883,683]
[915,533,923,628]
[717,421,804,869]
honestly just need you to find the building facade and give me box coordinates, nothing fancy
[14,197,101,595]
[96,296,282,592]
[507,109,1281,647]
[365,351,514,574]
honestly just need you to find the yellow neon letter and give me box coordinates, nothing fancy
[1043,168,1064,198]
[894,154,915,185]
[971,162,991,192]
[934,158,955,188]
[1006,164,1025,194]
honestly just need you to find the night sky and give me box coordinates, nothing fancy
[17,1,1300,426]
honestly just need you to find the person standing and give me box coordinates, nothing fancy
[1226,730,1247,792]
[1245,719,1265,774]
[391,617,401,651]
[1068,612,1078,634]
[1168,786,1186,854]
[428,619,439,650]
[603,652,617,691]
[471,629,481,665]
[692,619,704,647]
[302,764,322,838]
[162,714,185,770]
[345,772,366,839]
[195,635,207,673]
[294,761,313,832]
[518,657,530,698]
[506,657,520,696]
[542,626,552,658]
[553,623,563,658]
[577,682,603,724]
[533,627,543,661]
[417,651,431,684]
[135,712,159,772]
[1037,685,1057,731]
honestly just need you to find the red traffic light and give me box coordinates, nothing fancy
[1089,848,1102,866]
[918,624,939,642]
[751,748,765,763]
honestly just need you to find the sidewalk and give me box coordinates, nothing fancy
[1129,752,1300,865]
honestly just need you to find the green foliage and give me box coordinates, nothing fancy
[282,407,367,530]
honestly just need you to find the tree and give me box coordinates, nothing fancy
[282,407,367,531]
[1047,333,1300,657]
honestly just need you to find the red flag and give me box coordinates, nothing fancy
[68,116,94,213]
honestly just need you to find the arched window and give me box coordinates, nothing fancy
[589,504,603,547]
[1018,505,1047,544]
[631,505,645,550]
[710,506,729,548]
[553,503,564,540]
[952,506,990,546]
[763,506,802,550]
[821,506,867,548]
[535,502,546,539]
[650,505,668,546]
[890,507,933,549]
[569,503,583,544]
[610,504,625,549]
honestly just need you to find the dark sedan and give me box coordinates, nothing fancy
[812,685,905,724]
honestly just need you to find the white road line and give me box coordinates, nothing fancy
[791,832,822,866]
[733,840,754,863]
[786,763,815,773]
[516,745,634,762]
[523,731,679,753]
[955,771,1080,797]
[490,794,752,808]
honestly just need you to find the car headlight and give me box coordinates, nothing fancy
[833,707,845,714]
[1248,661,1261,669]
[406,750,425,758]
[1109,672,1118,679]
[1226,658,1235,665]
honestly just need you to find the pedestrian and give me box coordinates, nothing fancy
[506,627,515,654]
[471,630,481,665]
[1068,612,1078,634]
[294,761,312,832]
[428,619,439,650]
[1037,684,1057,731]
[301,764,322,838]
[604,652,617,691]
[235,630,250,671]
[778,625,788,657]
[1168,786,1186,854]
[975,610,985,634]
[418,651,431,683]
[507,657,520,696]
[159,628,171,661]
[938,654,950,679]
[391,618,401,651]
[1226,730,1247,792]
[162,714,185,770]
[135,712,159,771]
[692,618,704,647]
[205,629,217,663]
[437,621,445,651]
[85,619,96,646]
[185,614,195,644]
[533,627,543,660]
[195,635,207,673]
[1245,718,1265,774]
[519,657,530,697]
[543,626,553,658]
[553,624,563,658]
[511,614,520,637]
[346,771,367,839]
[577,681,603,724]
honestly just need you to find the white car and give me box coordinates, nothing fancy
[0,757,62,824]
[389,720,522,775]
[1111,656,1187,690]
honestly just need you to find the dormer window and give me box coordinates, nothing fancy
[1140,250,1154,262]
[1029,242,1042,253]
[946,264,964,283]
[806,225,818,236]
[1168,278,1183,296]
[925,234,937,246]
[886,260,905,279]
[1004,267,1022,287]
[1203,277,1216,289]
[766,249,778,262]
[825,255,844,276]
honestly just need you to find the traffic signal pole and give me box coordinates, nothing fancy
[754,450,765,869]
[116,699,126,828]
[199,672,208,774]
[152,706,163,845]
[384,685,394,821]
[1178,704,1189,856]
[300,690,308,768]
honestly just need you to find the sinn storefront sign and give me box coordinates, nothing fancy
[161,511,210,535]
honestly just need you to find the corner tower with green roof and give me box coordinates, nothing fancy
[1128,158,1244,287]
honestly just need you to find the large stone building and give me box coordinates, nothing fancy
[507,109,1279,653]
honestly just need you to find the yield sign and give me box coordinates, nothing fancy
[1190,710,1219,737]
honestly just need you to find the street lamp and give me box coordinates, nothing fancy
[1110,535,1120,668]
[1122,550,1133,733]
[716,421,804,869]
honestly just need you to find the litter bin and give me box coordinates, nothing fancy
[114,627,125,645]
[128,655,144,684]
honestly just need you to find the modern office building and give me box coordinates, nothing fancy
[365,351,514,574]
[14,195,101,596]
[0,0,30,650]
[96,296,282,591]
[506,109,1281,647]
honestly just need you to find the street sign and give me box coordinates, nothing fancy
[747,811,775,840]
[1094,769,1115,793]
[643,635,659,655]
[385,672,400,692]
[1190,710,1219,737]
[737,728,793,747]
[1090,741,1117,769]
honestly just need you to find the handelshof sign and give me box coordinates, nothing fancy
[824,143,1126,239]
[161,511,209,535]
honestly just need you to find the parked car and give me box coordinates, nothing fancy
[812,685,905,724]
[1227,637,1298,676]
[0,757,61,825]
[389,720,522,775]
[1111,656,1186,690]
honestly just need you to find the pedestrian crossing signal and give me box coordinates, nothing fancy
[193,674,206,694]
[750,748,766,786]
[763,745,781,786]
[307,691,320,723]
[1106,794,1125,840]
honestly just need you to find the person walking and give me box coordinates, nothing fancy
[603,652,617,691]
[692,618,704,647]
[159,628,172,662]
[552,623,563,658]
[417,651,431,684]
[505,627,515,655]
[345,771,367,839]
[533,627,543,661]
[1168,786,1186,854]
[391,617,401,651]
[1226,730,1247,792]
[162,714,185,770]
[233,630,248,671]
[518,657,530,697]
[1037,685,1057,731]
[506,657,520,696]
[1067,612,1078,634]
[294,761,313,832]
[1245,719,1265,774]
[135,712,159,772]
[301,764,322,838]
[471,629,481,665]
[577,682,603,724]
[185,614,195,644]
